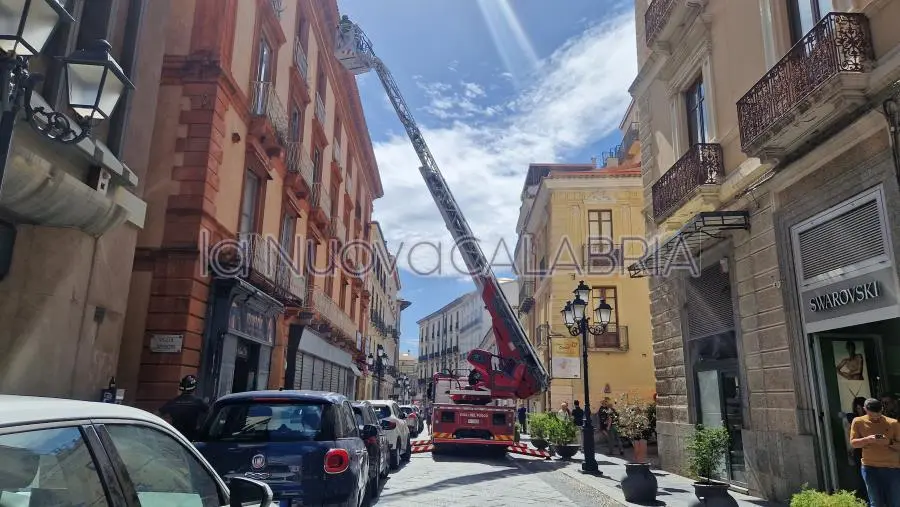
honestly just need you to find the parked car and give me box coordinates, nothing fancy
[0,395,272,506]
[399,404,423,436]
[351,401,390,498]
[368,399,411,469]
[195,390,369,507]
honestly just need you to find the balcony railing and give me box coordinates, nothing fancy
[519,280,535,314]
[312,288,358,339]
[330,216,347,243]
[250,81,289,145]
[293,36,309,81]
[237,233,306,304]
[587,324,628,351]
[644,0,675,45]
[315,93,326,124]
[652,143,723,222]
[618,122,640,159]
[736,13,873,154]
[284,142,315,187]
[333,139,343,168]
[311,182,332,220]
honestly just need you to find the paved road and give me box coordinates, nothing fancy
[372,447,620,507]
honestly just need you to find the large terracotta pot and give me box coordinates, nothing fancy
[621,463,657,503]
[687,482,738,507]
[632,439,648,463]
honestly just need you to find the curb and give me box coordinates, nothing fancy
[557,466,628,506]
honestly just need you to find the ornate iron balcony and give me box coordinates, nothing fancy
[519,280,535,314]
[293,36,309,81]
[284,142,315,187]
[737,13,873,154]
[644,0,676,46]
[651,143,723,222]
[250,81,289,146]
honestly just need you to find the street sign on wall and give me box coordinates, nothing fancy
[551,336,580,379]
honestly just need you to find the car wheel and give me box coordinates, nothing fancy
[390,444,401,470]
[401,437,412,461]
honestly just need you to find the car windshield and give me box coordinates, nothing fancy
[200,401,336,442]
[351,406,366,426]
[372,405,391,419]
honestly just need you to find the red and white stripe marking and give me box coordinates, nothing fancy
[411,443,434,454]
[506,445,552,459]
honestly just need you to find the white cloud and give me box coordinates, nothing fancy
[370,11,637,278]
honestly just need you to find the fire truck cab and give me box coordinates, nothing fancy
[427,371,516,450]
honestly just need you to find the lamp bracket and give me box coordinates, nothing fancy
[24,74,93,145]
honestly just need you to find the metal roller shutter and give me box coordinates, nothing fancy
[299,353,314,390]
[798,199,884,281]
[313,357,325,390]
[686,264,734,340]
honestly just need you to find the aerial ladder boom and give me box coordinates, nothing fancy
[335,17,549,399]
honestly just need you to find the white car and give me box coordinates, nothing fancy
[0,395,273,506]
[368,399,411,469]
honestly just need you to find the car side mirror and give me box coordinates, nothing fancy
[361,424,378,439]
[229,476,273,507]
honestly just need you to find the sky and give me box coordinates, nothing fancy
[336,0,639,356]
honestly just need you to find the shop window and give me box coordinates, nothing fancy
[239,171,261,234]
[685,76,709,147]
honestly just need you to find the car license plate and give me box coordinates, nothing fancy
[467,418,479,424]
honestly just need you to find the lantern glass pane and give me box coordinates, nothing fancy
[66,62,104,119]
[97,70,125,117]
[0,0,26,54]
[20,0,60,55]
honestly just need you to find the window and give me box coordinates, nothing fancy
[201,401,339,442]
[104,424,222,507]
[239,172,261,234]
[313,147,323,181]
[253,38,273,115]
[340,402,359,438]
[590,287,619,327]
[0,427,109,506]
[289,104,303,142]
[788,0,834,42]
[280,213,296,256]
[587,210,613,255]
[685,76,708,147]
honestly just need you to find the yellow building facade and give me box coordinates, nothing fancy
[515,112,654,412]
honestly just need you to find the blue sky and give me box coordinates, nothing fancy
[336,0,638,355]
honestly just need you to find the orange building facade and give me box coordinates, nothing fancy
[119,0,383,409]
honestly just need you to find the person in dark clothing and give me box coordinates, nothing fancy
[159,375,209,442]
[517,406,527,433]
[572,400,585,427]
[468,369,483,388]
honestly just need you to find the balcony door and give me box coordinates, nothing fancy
[788,0,834,43]
[254,38,273,114]
[685,76,709,147]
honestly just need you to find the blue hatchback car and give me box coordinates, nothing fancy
[194,390,370,507]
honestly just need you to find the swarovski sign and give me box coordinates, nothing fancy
[809,281,881,313]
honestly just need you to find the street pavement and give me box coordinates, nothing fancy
[372,445,621,507]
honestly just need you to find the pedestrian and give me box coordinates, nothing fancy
[849,398,900,506]
[517,405,527,434]
[158,375,209,442]
[598,398,623,456]
[572,400,585,449]
[557,402,571,421]
[843,397,869,503]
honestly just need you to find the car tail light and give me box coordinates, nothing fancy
[324,449,350,474]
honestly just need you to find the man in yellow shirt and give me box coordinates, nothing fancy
[850,398,900,506]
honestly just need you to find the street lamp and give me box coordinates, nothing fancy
[367,344,388,399]
[560,280,613,475]
[396,374,410,403]
[0,1,134,195]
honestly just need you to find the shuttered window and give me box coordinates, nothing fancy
[686,264,734,340]
[797,199,884,281]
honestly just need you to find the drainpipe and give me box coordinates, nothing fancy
[882,95,900,190]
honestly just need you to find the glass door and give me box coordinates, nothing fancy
[696,367,746,486]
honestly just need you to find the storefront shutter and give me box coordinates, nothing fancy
[216,334,238,398]
[299,353,313,390]
[686,265,734,340]
[797,199,884,281]
[313,358,325,390]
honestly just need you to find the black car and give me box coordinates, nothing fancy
[194,390,370,507]
[351,401,390,498]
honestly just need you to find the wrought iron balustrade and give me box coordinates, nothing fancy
[293,36,309,80]
[284,142,315,187]
[250,81,289,145]
[737,13,873,152]
[644,0,676,45]
[651,143,723,221]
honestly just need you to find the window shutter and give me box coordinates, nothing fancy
[797,199,884,281]
[686,265,734,340]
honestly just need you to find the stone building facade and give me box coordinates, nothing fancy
[629,0,900,500]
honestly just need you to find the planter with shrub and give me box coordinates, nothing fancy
[547,415,579,459]
[615,394,657,503]
[790,487,865,506]
[527,412,552,451]
[686,424,736,507]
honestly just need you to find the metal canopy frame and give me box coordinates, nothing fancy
[628,211,751,278]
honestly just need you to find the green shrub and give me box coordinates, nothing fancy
[546,415,578,446]
[790,487,865,507]
[686,424,730,482]
[527,412,553,440]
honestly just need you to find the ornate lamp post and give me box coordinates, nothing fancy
[0,1,135,194]
[367,344,388,398]
[397,374,410,403]
[561,280,613,475]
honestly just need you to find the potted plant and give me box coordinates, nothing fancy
[615,394,657,503]
[527,412,551,451]
[547,416,579,459]
[790,486,865,506]
[686,424,736,507]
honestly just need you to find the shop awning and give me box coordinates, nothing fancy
[628,211,750,278]
[350,364,362,377]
